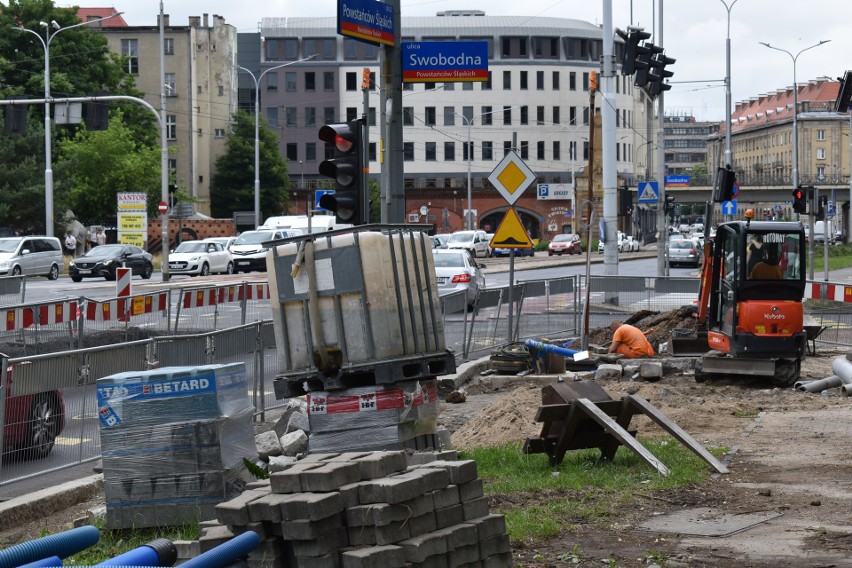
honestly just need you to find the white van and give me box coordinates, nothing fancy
[230,228,300,273]
[0,236,63,279]
[813,220,833,244]
[261,215,353,234]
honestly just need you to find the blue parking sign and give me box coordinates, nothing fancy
[538,184,549,197]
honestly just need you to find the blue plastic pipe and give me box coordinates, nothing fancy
[96,538,177,567]
[0,525,100,568]
[18,556,63,567]
[178,531,261,568]
[525,339,580,358]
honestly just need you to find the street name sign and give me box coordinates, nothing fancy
[401,41,488,83]
[338,0,395,46]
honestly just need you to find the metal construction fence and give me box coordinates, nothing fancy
[0,276,25,306]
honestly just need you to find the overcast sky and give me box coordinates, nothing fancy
[60,0,850,123]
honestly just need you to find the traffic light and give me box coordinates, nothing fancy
[792,186,806,214]
[647,52,675,97]
[618,186,633,216]
[634,43,663,88]
[714,166,737,203]
[168,183,178,208]
[85,92,109,131]
[836,71,852,113]
[616,27,651,76]
[3,96,29,135]
[816,195,827,221]
[665,195,676,213]
[318,119,365,225]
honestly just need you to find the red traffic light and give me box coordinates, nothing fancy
[319,123,357,154]
[793,189,803,200]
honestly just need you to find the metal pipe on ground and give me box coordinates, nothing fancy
[830,356,852,384]
[799,375,844,393]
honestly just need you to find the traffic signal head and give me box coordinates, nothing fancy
[836,71,852,113]
[634,44,663,88]
[318,119,365,224]
[816,195,827,221]
[3,96,29,135]
[616,27,651,76]
[618,187,633,216]
[648,53,675,97]
[714,166,737,203]
[665,194,676,213]
[792,187,806,215]
[85,92,110,131]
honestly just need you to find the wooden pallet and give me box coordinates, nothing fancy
[523,381,729,476]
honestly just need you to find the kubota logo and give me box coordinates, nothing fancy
[764,313,785,320]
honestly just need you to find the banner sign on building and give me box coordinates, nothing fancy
[536,183,574,200]
[117,192,147,246]
[338,0,395,47]
[402,41,489,83]
[665,175,690,187]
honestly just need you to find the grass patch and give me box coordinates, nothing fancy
[460,439,722,542]
[63,520,199,565]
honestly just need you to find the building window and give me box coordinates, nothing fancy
[403,107,414,126]
[552,71,560,90]
[570,106,577,125]
[482,71,492,90]
[266,72,278,91]
[503,141,512,156]
[583,141,589,160]
[569,72,576,90]
[520,71,528,90]
[462,106,473,125]
[121,39,138,74]
[582,106,589,125]
[324,107,335,123]
[267,108,278,128]
[463,141,473,161]
[368,142,377,162]
[482,141,493,161]
[463,81,473,91]
[214,128,225,138]
[582,72,589,91]
[323,72,334,91]
[536,71,544,90]
[346,72,357,91]
[536,106,544,125]
[285,107,297,127]
[286,143,298,161]
[164,37,174,55]
[285,72,296,92]
[482,106,492,125]
[425,142,436,161]
[816,148,826,160]
[403,142,414,161]
[503,106,511,125]
[552,106,560,125]
[537,141,545,160]
[553,141,561,161]
[165,72,177,96]
[444,107,455,126]
[444,82,454,91]
[305,107,316,127]
[425,107,436,126]
[166,114,176,140]
[217,85,224,96]
[503,71,511,89]
[444,142,455,161]
[520,142,529,160]
[425,83,435,90]
[346,107,357,122]
[368,107,376,126]
[305,72,315,91]
[520,106,528,125]
[306,143,316,161]
[817,129,825,141]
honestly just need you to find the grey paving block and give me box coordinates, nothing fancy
[434,504,464,529]
[448,543,481,567]
[462,497,490,521]
[245,479,272,490]
[269,462,324,494]
[341,544,406,568]
[432,485,460,509]
[415,460,477,485]
[443,523,479,550]
[214,489,270,526]
[299,452,341,463]
[294,551,339,568]
[280,511,344,540]
[338,481,365,508]
[360,470,447,505]
[399,531,449,563]
[458,479,484,502]
[280,491,345,521]
[348,493,434,527]
[479,534,510,558]
[173,539,200,560]
[482,552,513,567]
[198,525,235,553]
[247,492,293,523]
[348,519,410,546]
[301,461,362,492]
[412,553,449,568]
[291,525,349,557]
[407,511,437,537]
[355,451,409,479]
[468,514,506,541]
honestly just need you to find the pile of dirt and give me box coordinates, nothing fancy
[568,306,700,351]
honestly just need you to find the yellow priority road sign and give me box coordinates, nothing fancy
[491,208,533,249]
[488,150,536,206]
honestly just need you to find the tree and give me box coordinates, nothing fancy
[210,110,289,219]
[54,109,160,225]
[0,119,48,233]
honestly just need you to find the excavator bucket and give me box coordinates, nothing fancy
[667,328,709,357]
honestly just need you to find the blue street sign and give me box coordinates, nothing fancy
[637,181,659,203]
[402,41,489,83]
[722,200,738,215]
[338,0,395,46]
[315,190,335,211]
[828,200,836,217]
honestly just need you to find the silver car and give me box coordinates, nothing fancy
[432,249,485,309]
[667,239,701,268]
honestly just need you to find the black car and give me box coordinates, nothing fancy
[69,244,154,282]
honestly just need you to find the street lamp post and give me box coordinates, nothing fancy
[759,39,830,281]
[238,55,315,229]
[14,12,122,237]
[720,0,738,168]
[460,114,474,231]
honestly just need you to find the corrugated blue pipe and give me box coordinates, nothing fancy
[525,339,580,358]
[178,531,260,568]
[0,525,100,568]
[18,556,63,567]
[96,538,177,566]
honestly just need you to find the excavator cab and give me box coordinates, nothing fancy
[705,219,807,362]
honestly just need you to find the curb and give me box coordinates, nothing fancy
[0,474,104,531]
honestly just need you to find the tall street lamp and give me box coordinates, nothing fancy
[238,55,315,229]
[758,40,831,189]
[458,107,499,230]
[14,12,123,237]
[720,0,738,167]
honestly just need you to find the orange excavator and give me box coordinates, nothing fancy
[671,208,808,386]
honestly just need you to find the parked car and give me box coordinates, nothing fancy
[621,235,640,252]
[230,229,299,273]
[203,236,238,251]
[431,234,450,249]
[598,232,626,253]
[69,244,154,281]
[0,236,63,280]
[667,239,701,267]
[548,234,582,256]
[445,230,490,258]
[168,240,234,276]
[492,245,534,257]
[2,357,65,459]
[432,249,485,309]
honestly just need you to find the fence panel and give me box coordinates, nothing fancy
[803,280,852,350]
[154,335,210,366]
[0,276,25,306]
[0,300,79,356]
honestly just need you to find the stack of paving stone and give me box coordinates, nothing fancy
[306,379,441,453]
[97,363,256,529]
[200,450,512,567]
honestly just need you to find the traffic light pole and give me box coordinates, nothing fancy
[655,0,668,277]
[380,0,404,224]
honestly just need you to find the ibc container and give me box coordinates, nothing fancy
[268,227,446,378]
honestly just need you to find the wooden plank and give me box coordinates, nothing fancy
[600,398,641,461]
[575,398,670,476]
[535,400,625,423]
[626,395,730,474]
[550,403,583,466]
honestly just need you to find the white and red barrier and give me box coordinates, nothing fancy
[804,282,852,303]
[181,283,270,310]
[85,292,168,322]
[2,300,78,331]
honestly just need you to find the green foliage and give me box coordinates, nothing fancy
[369,179,381,223]
[210,111,290,219]
[243,457,269,479]
[0,119,48,232]
[64,521,199,565]
[55,109,160,224]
